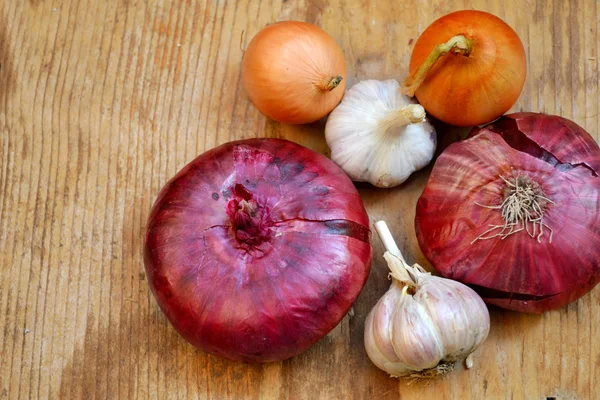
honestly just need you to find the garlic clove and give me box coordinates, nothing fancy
[364,311,393,370]
[364,310,412,377]
[371,283,404,362]
[413,278,471,360]
[414,277,490,361]
[390,288,445,371]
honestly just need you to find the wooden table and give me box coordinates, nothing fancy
[1,0,599,399]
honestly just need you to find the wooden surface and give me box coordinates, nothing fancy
[1,0,599,399]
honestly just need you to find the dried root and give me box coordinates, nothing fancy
[404,362,455,385]
[472,174,554,244]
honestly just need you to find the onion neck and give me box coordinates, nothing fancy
[316,75,343,92]
[401,34,473,97]
[226,184,272,248]
[379,104,425,133]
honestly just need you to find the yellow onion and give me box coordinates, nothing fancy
[242,21,346,124]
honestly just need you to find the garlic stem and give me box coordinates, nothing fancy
[379,104,425,134]
[374,221,404,261]
[376,221,427,286]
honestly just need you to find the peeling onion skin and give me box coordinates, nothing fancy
[415,113,600,313]
[144,139,372,361]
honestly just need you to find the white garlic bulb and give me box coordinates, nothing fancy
[325,79,436,188]
[365,221,490,379]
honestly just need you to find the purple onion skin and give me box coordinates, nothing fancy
[416,113,600,313]
[144,139,372,362]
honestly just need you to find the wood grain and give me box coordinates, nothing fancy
[1,0,599,399]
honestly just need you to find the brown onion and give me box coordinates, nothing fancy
[242,21,347,124]
[144,138,372,361]
[415,113,600,313]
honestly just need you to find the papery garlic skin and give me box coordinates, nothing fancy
[365,252,490,378]
[325,80,436,188]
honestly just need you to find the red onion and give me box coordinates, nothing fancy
[415,113,600,313]
[144,138,372,361]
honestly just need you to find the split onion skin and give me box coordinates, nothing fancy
[144,138,372,362]
[415,113,600,313]
[406,10,526,127]
[242,21,347,124]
